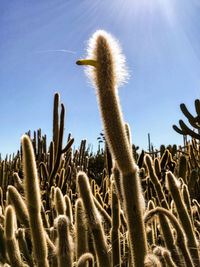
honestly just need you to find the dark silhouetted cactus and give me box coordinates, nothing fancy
[173,99,200,140]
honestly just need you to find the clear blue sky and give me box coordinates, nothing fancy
[1,0,200,158]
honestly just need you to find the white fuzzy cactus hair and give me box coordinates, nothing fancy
[77,30,129,90]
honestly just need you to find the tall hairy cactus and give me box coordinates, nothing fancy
[77,30,147,267]
[75,198,88,261]
[55,215,73,267]
[5,205,26,267]
[77,171,110,267]
[110,180,121,267]
[144,207,195,267]
[22,135,49,267]
[145,155,182,265]
[7,186,29,227]
[166,171,200,266]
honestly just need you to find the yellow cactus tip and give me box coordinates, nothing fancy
[76,60,84,65]
[76,59,99,67]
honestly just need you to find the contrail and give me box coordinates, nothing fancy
[35,49,76,54]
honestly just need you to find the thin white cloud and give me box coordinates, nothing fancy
[35,49,76,54]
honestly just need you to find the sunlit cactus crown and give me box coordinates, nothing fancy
[84,30,129,89]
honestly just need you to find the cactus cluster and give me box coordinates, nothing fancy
[0,30,200,267]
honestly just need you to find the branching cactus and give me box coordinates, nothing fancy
[173,99,200,140]
[77,30,147,267]
[48,96,74,189]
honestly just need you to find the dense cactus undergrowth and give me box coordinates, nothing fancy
[0,31,200,267]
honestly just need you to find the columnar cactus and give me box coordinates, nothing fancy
[144,207,195,267]
[110,180,121,267]
[55,215,73,267]
[77,30,147,267]
[75,198,88,261]
[166,171,200,266]
[22,135,49,267]
[7,186,29,227]
[77,171,110,267]
[5,206,26,267]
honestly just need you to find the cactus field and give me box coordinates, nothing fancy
[0,30,200,267]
